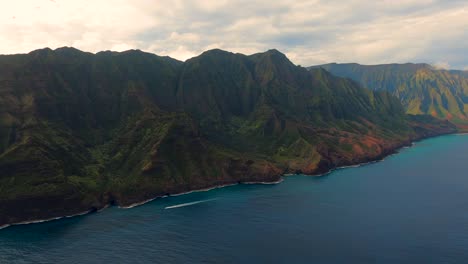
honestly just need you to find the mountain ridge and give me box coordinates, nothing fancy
[0,47,456,227]
[311,62,468,126]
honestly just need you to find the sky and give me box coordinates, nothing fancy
[1,0,467,69]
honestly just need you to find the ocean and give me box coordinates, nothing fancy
[1,134,468,263]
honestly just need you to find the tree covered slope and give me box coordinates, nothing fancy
[312,63,468,125]
[0,48,456,226]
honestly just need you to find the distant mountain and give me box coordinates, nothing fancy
[0,48,455,227]
[311,63,468,126]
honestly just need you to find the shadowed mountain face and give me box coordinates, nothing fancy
[312,63,468,125]
[0,48,456,226]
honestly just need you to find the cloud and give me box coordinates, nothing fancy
[0,0,467,69]
[433,62,451,70]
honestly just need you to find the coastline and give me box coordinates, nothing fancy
[0,209,94,231]
[312,142,417,177]
[119,183,240,209]
[120,179,286,209]
[1,133,463,230]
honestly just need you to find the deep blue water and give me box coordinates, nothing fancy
[1,134,468,263]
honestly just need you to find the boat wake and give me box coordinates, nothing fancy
[164,199,217,210]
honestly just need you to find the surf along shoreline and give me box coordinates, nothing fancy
[0,132,462,231]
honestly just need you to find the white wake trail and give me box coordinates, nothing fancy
[164,199,217,209]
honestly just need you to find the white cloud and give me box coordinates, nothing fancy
[162,46,198,61]
[169,32,201,44]
[433,62,451,70]
[0,0,467,69]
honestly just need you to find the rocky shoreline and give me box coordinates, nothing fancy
[0,131,456,231]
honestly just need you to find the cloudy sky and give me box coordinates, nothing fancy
[1,0,467,69]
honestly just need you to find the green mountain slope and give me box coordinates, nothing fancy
[312,63,468,125]
[0,48,455,226]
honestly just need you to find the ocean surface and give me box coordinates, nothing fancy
[1,134,468,263]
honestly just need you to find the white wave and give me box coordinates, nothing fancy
[0,210,92,230]
[120,197,159,209]
[242,178,284,185]
[165,199,217,210]
[170,183,238,197]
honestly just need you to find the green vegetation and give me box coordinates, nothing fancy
[0,48,456,226]
[313,63,468,126]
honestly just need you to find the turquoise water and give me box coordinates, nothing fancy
[1,134,468,263]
